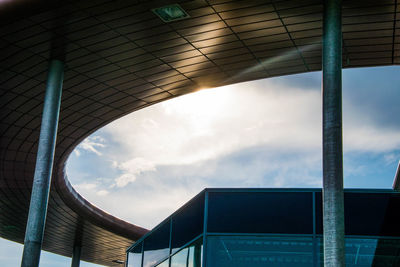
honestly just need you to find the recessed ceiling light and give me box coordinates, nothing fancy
[112,260,124,264]
[152,4,190,22]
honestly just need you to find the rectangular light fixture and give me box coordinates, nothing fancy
[152,4,190,22]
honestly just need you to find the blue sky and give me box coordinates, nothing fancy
[1,66,400,266]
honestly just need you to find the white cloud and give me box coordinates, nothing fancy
[74,136,106,156]
[104,81,323,169]
[102,78,400,187]
[112,157,156,187]
[74,182,97,191]
[343,122,400,153]
[68,70,400,228]
[96,190,109,196]
[384,153,400,165]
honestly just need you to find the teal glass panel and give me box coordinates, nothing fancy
[171,239,203,267]
[207,236,314,267]
[318,237,400,266]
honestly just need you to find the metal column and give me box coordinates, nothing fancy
[21,60,64,267]
[322,0,345,266]
[193,243,202,267]
[71,245,81,267]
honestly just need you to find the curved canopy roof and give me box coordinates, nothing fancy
[0,0,399,265]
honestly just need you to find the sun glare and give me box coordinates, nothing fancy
[162,86,234,126]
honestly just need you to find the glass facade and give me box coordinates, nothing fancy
[207,191,313,234]
[142,220,170,267]
[206,236,314,267]
[171,239,202,267]
[128,244,143,267]
[127,189,400,267]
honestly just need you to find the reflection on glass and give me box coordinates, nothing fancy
[156,259,169,267]
[171,239,203,267]
[344,238,378,266]
[128,243,143,267]
[171,247,188,267]
[207,236,314,267]
[143,249,169,267]
[143,220,171,267]
[318,238,400,266]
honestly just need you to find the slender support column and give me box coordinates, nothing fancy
[322,0,345,266]
[71,245,81,267]
[193,243,202,267]
[21,60,64,267]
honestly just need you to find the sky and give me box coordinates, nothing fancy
[1,66,400,266]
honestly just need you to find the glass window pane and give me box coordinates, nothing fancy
[171,239,203,267]
[345,193,400,236]
[171,247,188,267]
[143,220,171,267]
[156,259,169,267]
[128,243,143,267]
[207,192,313,234]
[318,237,400,266]
[315,192,400,236]
[171,193,204,253]
[207,236,314,267]
[188,240,203,267]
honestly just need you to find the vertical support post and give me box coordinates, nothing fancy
[322,0,345,266]
[202,192,208,267]
[193,243,202,267]
[71,245,81,267]
[21,60,64,267]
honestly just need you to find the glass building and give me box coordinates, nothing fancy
[126,189,400,267]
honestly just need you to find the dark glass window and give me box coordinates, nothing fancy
[143,220,171,267]
[345,193,400,236]
[171,239,203,267]
[128,243,143,267]
[314,192,323,235]
[207,235,314,267]
[207,192,313,234]
[315,192,400,236]
[171,193,204,253]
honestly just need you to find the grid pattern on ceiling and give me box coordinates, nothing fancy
[0,0,399,265]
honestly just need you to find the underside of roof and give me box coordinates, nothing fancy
[0,0,399,265]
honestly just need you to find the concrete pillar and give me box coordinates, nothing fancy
[322,0,345,266]
[21,60,64,267]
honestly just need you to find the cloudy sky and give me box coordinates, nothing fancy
[1,66,400,266]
